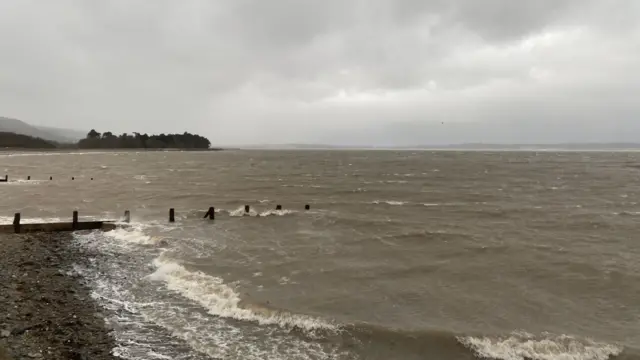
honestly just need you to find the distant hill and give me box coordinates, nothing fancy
[0,132,57,148]
[35,125,87,142]
[0,117,84,143]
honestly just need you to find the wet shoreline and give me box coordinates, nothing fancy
[0,232,117,359]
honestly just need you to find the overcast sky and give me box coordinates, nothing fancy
[0,1,638,145]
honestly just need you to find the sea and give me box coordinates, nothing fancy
[1,149,639,360]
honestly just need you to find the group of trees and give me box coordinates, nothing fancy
[77,130,211,149]
[0,130,212,150]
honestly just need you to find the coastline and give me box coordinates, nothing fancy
[0,233,117,359]
[0,147,225,153]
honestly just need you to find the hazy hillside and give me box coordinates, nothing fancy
[36,125,87,142]
[0,117,83,143]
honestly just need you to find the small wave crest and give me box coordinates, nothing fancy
[457,331,623,360]
[259,209,297,217]
[371,200,407,206]
[4,179,46,185]
[105,227,162,246]
[227,206,298,217]
[229,206,260,217]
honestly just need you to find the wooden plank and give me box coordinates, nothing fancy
[0,221,116,234]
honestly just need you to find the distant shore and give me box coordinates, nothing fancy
[0,147,225,153]
[5,145,640,153]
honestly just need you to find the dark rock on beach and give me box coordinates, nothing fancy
[0,233,117,360]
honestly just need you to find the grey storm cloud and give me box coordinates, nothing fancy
[0,0,638,145]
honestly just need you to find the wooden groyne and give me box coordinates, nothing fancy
[0,174,94,182]
[1,204,312,233]
[0,211,117,234]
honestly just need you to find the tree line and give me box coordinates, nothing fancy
[77,130,211,149]
[0,132,57,149]
[0,130,212,150]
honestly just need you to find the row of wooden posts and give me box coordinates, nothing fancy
[172,204,311,222]
[3,204,312,233]
[0,175,94,182]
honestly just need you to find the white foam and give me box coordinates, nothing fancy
[105,227,160,246]
[371,200,407,206]
[458,332,623,360]
[146,256,338,333]
[229,206,259,217]
[259,209,297,217]
[4,179,45,185]
[422,202,488,207]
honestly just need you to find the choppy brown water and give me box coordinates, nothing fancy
[1,149,639,360]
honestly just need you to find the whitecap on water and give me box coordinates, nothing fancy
[371,200,407,206]
[259,209,297,217]
[457,331,623,360]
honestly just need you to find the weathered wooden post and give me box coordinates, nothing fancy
[305,204,310,210]
[203,207,215,220]
[13,213,20,234]
[244,205,250,214]
[169,208,175,223]
[27,176,30,180]
[72,211,79,230]
[276,205,282,210]
[124,210,131,223]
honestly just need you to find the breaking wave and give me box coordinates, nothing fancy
[147,254,338,334]
[458,331,625,360]
[371,200,408,206]
[66,219,637,360]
